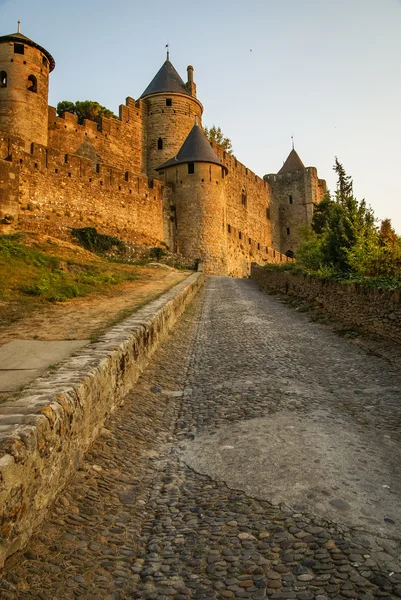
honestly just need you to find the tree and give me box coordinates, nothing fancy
[204,125,233,154]
[379,218,398,247]
[56,100,116,125]
[298,158,377,273]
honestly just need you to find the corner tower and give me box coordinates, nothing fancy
[140,55,203,179]
[265,147,326,256]
[157,124,228,275]
[0,25,55,146]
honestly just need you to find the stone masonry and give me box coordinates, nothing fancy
[0,26,325,275]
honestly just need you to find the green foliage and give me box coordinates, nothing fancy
[294,158,401,285]
[71,227,125,255]
[150,247,165,261]
[0,234,59,269]
[203,125,233,154]
[0,234,134,304]
[56,100,116,125]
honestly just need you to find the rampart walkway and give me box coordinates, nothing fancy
[3,276,401,599]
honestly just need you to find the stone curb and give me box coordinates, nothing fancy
[0,271,204,567]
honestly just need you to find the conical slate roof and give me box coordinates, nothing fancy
[278,149,305,174]
[0,30,55,71]
[140,59,190,98]
[156,124,228,172]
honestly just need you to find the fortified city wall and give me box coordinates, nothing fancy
[47,99,145,174]
[0,26,320,273]
[211,142,287,276]
[0,131,165,244]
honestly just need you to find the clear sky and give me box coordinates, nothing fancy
[1,0,401,231]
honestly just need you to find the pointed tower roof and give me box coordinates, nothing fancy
[278,149,305,174]
[140,59,190,98]
[156,124,228,172]
[0,30,55,72]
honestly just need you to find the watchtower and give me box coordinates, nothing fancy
[0,24,55,147]
[140,55,203,180]
[265,148,326,255]
[156,124,228,274]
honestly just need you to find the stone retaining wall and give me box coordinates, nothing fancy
[0,272,203,567]
[251,264,401,345]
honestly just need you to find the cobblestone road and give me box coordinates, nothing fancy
[2,277,401,599]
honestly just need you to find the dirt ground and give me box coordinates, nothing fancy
[0,267,189,347]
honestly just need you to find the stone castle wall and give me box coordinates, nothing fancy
[211,143,286,276]
[47,98,144,175]
[0,132,165,245]
[161,152,291,276]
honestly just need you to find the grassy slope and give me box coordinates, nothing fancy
[0,233,142,326]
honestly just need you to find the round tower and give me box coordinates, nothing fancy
[0,25,55,146]
[140,57,203,179]
[156,124,228,275]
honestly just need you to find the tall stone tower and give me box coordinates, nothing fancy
[265,148,326,256]
[156,124,228,275]
[140,56,203,180]
[0,26,55,147]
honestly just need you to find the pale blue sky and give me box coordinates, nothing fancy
[1,0,401,231]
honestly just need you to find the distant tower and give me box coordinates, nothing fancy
[140,55,203,179]
[0,25,55,146]
[156,124,228,274]
[264,147,326,255]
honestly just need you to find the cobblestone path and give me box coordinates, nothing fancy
[3,277,401,599]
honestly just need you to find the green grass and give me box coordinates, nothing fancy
[0,234,138,304]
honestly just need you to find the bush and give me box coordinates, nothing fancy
[71,227,125,255]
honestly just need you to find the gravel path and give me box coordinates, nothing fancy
[2,276,401,599]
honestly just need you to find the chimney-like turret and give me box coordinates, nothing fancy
[186,65,196,97]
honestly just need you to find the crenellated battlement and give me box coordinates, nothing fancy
[0,26,326,275]
[0,129,165,244]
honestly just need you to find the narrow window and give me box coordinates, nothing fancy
[227,224,231,233]
[239,231,242,240]
[166,98,172,106]
[14,43,24,55]
[289,195,293,204]
[125,171,129,181]
[241,192,247,206]
[42,56,48,67]
[221,167,225,179]
[96,164,100,173]
[258,243,260,250]
[64,154,68,164]
[0,71,7,88]
[30,142,34,154]
[287,227,291,235]
[266,206,270,220]
[27,75,37,93]
[248,237,251,245]
[157,137,163,150]
[188,162,195,174]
